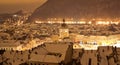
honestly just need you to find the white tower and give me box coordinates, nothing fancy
[59,19,69,39]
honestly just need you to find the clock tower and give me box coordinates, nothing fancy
[59,19,69,39]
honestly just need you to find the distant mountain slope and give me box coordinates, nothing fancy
[0,0,47,14]
[29,0,120,21]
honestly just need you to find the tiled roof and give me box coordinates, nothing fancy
[28,43,71,63]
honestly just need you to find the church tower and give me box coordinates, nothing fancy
[59,19,69,39]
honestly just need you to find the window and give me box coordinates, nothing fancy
[21,59,23,61]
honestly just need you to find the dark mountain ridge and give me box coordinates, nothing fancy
[29,0,120,21]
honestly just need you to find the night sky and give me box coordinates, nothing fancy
[0,0,47,14]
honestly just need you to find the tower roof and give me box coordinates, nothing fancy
[61,19,68,28]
